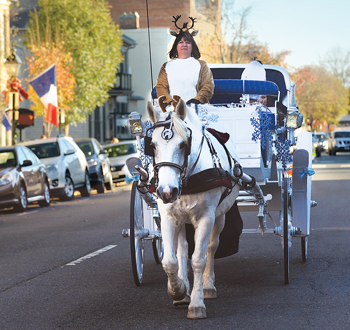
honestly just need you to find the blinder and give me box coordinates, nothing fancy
[144,121,192,159]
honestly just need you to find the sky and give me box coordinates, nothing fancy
[231,0,350,69]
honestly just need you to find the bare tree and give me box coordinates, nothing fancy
[321,48,350,88]
[197,0,289,66]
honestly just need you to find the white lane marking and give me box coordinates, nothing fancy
[66,245,117,266]
[312,164,328,168]
[17,210,39,216]
[313,164,350,168]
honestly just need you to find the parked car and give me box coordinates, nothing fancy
[313,132,328,157]
[19,135,91,200]
[0,146,51,212]
[328,129,350,156]
[104,140,138,183]
[75,138,114,193]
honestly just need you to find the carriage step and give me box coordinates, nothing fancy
[242,228,275,234]
[237,193,272,203]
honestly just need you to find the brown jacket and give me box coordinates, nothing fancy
[156,59,214,104]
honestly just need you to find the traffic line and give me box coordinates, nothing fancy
[66,244,117,266]
[17,210,39,216]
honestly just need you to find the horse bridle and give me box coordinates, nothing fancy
[144,116,193,193]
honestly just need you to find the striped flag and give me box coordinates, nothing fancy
[29,64,58,127]
[1,111,12,131]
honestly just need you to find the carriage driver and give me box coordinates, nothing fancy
[156,15,215,109]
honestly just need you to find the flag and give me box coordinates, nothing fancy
[30,64,58,127]
[1,111,12,131]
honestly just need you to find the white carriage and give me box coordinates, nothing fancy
[122,63,316,286]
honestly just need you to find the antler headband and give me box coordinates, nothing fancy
[170,15,199,37]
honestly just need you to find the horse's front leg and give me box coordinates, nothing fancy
[161,217,187,302]
[203,214,225,299]
[173,225,191,306]
[187,214,215,319]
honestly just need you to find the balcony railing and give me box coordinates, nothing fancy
[114,72,132,91]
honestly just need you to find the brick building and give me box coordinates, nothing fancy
[108,0,221,35]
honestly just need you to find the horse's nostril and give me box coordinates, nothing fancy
[171,187,179,199]
[157,186,179,203]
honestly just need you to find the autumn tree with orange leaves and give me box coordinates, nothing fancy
[27,42,75,137]
[292,66,348,131]
[24,0,123,136]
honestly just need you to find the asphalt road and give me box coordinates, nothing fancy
[0,152,349,329]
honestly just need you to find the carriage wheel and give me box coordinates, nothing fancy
[301,236,308,262]
[152,237,163,264]
[283,176,290,284]
[130,181,145,286]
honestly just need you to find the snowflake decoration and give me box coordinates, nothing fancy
[136,120,153,168]
[250,109,273,149]
[275,138,292,171]
[196,105,219,127]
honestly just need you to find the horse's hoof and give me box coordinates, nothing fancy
[173,294,190,307]
[187,307,207,319]
[204,288,217,299]
[167,282,186,301]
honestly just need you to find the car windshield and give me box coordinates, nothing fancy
[0,151,16,168]
[105,143,136,157]
[316,134,327,140]
[28,142,60,159]
[76,141,94,156]
[334,132,350,138]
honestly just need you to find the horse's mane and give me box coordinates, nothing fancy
[173,105,203,143]
[172,114,189,142]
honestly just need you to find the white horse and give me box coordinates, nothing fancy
[146,99,241,319]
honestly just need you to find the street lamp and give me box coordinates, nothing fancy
[4,48,22,145]
[5,48,22,78]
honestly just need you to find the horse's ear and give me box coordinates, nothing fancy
[147,101,157,124]
[175,98,186,121]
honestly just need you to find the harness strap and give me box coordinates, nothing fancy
[206,128,241,171]
[184,126,205,184]
[204,132,222,168]
[218,187,232,205]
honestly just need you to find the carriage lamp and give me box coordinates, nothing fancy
[128,111,144,136]
[286,111,303,129]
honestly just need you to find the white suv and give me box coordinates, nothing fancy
[328,130,350,156]
[20,135,91,200]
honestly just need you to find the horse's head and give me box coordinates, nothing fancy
[146,99,191,204]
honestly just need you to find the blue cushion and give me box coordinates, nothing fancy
[214,79,279,96]
[151,79,279,103]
